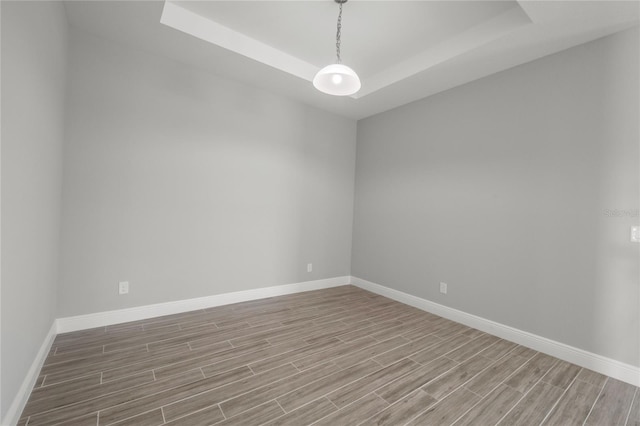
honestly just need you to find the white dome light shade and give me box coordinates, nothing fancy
[313,63,361,96]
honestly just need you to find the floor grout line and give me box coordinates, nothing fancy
[326,397,340,410]
[110,339,278,383]
[624,387,638,426]
[31,371,102,390]
[309,392,389,426]
[538,368,585,426]
[494,374,547,425]
[158,399,225,425]
[81,321,292,355]
[581,376,609,426]
[444,350,536,426]
[406,354,504,425]
[218,352,395,420]
[103,407,160,426]
[446,391,485,426]
[152,363,308,422]
[274,399,288,414]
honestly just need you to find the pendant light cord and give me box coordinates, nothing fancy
[336,1,342,63]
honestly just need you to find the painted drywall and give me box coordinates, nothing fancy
[352,28,640,367]
[1,1,68,419]
[58,30,356,317]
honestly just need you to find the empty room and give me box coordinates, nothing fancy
[1,1,639,425]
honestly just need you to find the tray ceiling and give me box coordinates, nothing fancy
[64,1,639,119]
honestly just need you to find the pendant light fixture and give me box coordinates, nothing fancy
[313,0,361,96]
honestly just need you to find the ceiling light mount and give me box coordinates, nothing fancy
[313,0,361,96]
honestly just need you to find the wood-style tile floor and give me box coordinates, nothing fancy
[19,286,639,426]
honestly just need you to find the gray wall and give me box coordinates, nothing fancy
[352,28,640,367]
[58,30,357,317]
[1,1,68,419]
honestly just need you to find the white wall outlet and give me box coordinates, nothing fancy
[118,281,129,295]
[440,282,448,294]
[307,263,313,272]
[631,226,640,242]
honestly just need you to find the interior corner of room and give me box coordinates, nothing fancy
[1,1,639,425]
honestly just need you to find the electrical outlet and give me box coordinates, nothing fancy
[439,282,448,294]
[307,263,313,272]
[118,281,129,295]
[632,226,640,242]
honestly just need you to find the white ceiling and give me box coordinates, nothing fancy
[173,1,519,80]
[64,1,639,120]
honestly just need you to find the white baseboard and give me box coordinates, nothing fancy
[57,276,350,333]
[350,276,640,387]
[7,274,636,426]
[2,321,57,426]
[4,277,349,425]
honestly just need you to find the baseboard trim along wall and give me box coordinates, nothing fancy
[56,276,351,333]
[8,274,637,426]
[2,321,57,426]
[4,276,348,425]
[350,276,640,387]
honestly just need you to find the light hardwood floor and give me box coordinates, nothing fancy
[19,286,639,425]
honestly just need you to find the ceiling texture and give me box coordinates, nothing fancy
[64,1,639,120]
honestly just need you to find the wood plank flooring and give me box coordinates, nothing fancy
[19,286,639,426]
